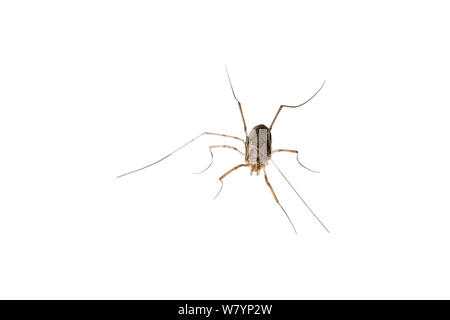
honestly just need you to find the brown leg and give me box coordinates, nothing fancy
[214,163,249,199]
[117,131,245,178]
[204,132,245,144]
[225,66,248,137]
[269,81,326,131]
[195,145,244,174]
[272,149,319,173]
[270,159,330,233]
[263,167,297,234]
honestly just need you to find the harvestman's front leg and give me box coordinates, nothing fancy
[214,163,249,199]
[263,167,297,234]
[272,149,319,173]
[195,145,244,174]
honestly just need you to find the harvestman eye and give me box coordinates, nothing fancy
[117,67,329,235]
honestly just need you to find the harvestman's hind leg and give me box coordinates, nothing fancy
[269,81,326,131]
[272,149,319,173]
[195,145,244,174]
[225,66,248,137]
[117,132,245,178]
[214,163,249,199]
[263,167,297,234]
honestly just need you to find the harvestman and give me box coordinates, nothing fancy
[117,68,329,234]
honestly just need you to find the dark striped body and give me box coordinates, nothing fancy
[245,124,272,175]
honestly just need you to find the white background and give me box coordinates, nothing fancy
[1,1,449,299]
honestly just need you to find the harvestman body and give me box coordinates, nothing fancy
[117,68,329,234]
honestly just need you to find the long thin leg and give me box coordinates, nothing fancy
[117,132,245,178]
[225,66,248,137]
[272,149,319,173]
[195,145,244,174]
[270,159,330,233]
[263,167,297,235]
[269,80,326,131]
[214,163,249,199]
